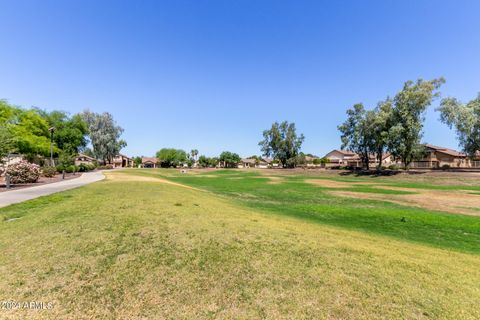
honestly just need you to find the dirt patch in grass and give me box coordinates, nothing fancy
[106,172,202,191]
[330,189,480,216]
[305,179,372,188]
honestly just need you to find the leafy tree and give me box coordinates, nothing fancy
[387,78,444,169]
[190,149,199,161]
[0,126,15,165]
[198,155,208,167]
[288,152,306,167]
[371,99,393,169]
[0,100,51,157]
[338,103,376,170]
[81,110,127,164]
[218,151,240,168]
[437,94,480,158]
[258,121,305,168]
[156,148,187,167]
[36,109,88,154]
[133,156,143,167]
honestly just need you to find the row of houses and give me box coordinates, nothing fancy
[324,144,480,169]
[133,143,480,170]
[74,154,134,168]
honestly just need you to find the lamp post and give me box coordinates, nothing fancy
[48,127,55,166]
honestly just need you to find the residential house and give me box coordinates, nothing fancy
[141,157,158,168]
[257,158,271,169]
[324,150,396,168]
[304,155,319,167]
[324,150,361,167]
[238,158,257,168]
[75,153,96,166]
[112,154,133,168]
[409,144,467,169]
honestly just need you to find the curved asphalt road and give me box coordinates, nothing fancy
[0,171,105,209]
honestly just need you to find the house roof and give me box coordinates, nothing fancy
[118,154,131,160]
[327,149,357,156]
[142,157,158,164]
[76,153,96,161]
[241,158,257,164]
[425,144,465,157]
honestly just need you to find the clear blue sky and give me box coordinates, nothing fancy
[1,1,479,157]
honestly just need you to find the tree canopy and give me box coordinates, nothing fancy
[387,78,444,168]
[338,103,377,170]
[156,148,188,167]
[258,121,304,168]
[218,151,240,168]
[0,100,51,157]
[437,94,480,158]
[35,109,88,155]
[81,110,127,164]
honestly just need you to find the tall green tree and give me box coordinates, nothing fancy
[258,121,305,168]
[218,151,240,168]
[371,99,394,169]
[36,109,88,154]
[387,78,445,169]
[133,156,143,167]
[156,148,187,167]
[0,126,15,164]
[190,149,199,161]
[338,104,376,170]
[81,110,127,164]
[0,100,51,157]
[437,94,480,158]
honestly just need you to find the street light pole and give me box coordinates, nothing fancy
[49,127,55,166]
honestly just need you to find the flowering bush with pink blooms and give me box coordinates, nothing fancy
[6,161,41,184]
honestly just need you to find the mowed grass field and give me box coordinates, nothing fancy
[1,169,480,319]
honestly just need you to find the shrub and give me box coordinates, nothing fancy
[441,164,451,170]
[388,164,400,170]
[65,165,79,173]
[77,163,96,172]
[97,164,114,170]
[42,166,57,178]
[6,161,41,184]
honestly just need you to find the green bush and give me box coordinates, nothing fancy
[42,166,57,178]
[78,163,96,172]
[97,164,114,170]
[64,165,78,173]
[441,164,451,170]
[388,164,400,170]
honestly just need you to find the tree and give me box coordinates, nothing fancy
[338,104,377,170]
[0,126,15,165]
[371,99,393,169]
[218,151,240,168]
[156,148,187,167]
[0,100,51,157]
[387,78,445,169]
[258,121,305,168]
[36,109,88,154]
[198,155,218,168]
[133,156,143,167]
[81,110,127,164]
[437,94,480,158]
[190,149,199,161]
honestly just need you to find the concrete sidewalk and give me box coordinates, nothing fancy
[0,171,105,209]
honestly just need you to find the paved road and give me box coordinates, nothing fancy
[0,171,105,209]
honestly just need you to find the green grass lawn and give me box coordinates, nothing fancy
[0,169,480,319]
[127,169,480,254]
